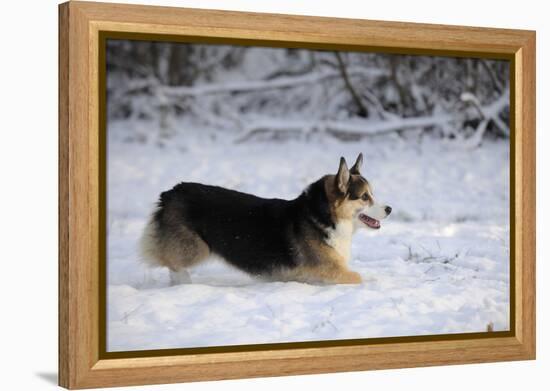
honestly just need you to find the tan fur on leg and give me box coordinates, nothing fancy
[276,263,362,285]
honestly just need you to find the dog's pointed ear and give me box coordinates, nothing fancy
[335,157,350,194]
[350,153,363,175]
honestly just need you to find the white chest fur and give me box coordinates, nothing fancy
[325,220,353,261]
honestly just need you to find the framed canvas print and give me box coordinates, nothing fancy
[58,1,536,389]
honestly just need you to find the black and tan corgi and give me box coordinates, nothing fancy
[140,154,391,285]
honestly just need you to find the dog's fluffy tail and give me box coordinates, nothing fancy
[139,210,163,268]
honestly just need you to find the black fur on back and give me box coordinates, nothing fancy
[152,179,335,276]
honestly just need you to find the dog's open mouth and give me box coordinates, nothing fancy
[359,213,381,229]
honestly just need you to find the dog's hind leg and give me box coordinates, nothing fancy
[164,226,210,285]
[140,218,210,285]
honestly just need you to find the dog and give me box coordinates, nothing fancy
[140,154,391,285]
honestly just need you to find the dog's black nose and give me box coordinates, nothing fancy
[385,206,392,215]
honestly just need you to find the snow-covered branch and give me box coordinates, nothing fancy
[119,67,387,98]
[235,92,509,143]
[460,88,510,145]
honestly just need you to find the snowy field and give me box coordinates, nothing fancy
[106,119,510,352]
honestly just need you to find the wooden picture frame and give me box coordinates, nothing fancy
[59,1,536,389]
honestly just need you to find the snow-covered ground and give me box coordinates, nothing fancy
[107,120,510,352]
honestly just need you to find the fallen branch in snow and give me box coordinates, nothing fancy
[236,114,450,142]
[234,115,454,143]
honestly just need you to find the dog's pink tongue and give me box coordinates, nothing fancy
[359,213,381,229]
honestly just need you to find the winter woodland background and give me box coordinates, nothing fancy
[106,40,510,352]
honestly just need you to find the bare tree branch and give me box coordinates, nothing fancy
[334,52,368,117]
[480,59,504,94]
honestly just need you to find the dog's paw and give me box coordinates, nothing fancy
[338,271,362,284]
[169,269,192,286]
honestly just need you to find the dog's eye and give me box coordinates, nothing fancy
[362,193,369,201]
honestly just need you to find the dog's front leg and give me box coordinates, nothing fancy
[295,262,363,285]
[334,269,362,284]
